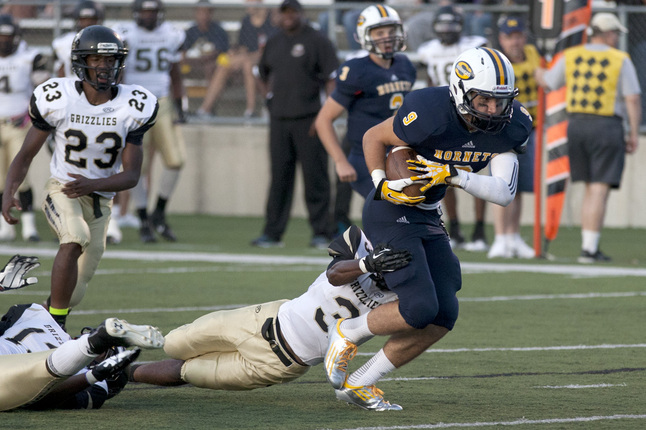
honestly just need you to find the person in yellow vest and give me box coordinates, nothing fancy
[536,12,641,263]
[488,16,538,259]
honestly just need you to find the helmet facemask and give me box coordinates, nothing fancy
[74,54,125,91]
[454,83,518,134]
[433,20,462,45]
[361,23,406,59]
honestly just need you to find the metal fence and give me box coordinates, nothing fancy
[4,1,646,123]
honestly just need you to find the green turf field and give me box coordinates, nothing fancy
[0,214,645,429]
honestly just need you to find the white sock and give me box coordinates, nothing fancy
[581,230,600,253]
[131,178,148,211]
[159,167,180,200]
[339,314,373,344]
[346,349,395,387]
[46,335,97,377]
[112,204,121,219]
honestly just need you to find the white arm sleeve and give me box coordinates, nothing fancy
[450,151,519,206]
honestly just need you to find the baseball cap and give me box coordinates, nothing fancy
[279,0,303,12]
[498,16,525,35]
[590,13,627,33]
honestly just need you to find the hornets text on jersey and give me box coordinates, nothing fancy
[28,78,158,198]
[114,21,185,98]
[331,53,416,153]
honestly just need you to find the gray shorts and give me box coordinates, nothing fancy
[567,115,625,188]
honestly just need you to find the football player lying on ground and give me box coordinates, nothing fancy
[0,255,165,411]
[129,226,412,411]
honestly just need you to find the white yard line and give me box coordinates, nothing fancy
[329,414,646,430]
[2,245,646,277]
[535,383,627,389]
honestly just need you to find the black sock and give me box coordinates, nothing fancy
[137,208,148,222]
[154,197,168,214]
[19,189,34,212]
[473,221,486,241]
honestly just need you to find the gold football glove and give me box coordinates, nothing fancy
[408,157,466,192]
[375,178,426,206]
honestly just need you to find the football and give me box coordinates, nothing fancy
[385,146,427,197]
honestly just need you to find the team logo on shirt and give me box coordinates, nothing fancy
[455,61,474,80]
[291,43,305,58]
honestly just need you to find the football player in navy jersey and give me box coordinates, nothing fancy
[2,26,158,330]
[315,4,416,200]
[323,47,532,407]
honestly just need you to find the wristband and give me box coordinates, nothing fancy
[371,169,386,189]
[359,257,369,274]
[85,370,99,385]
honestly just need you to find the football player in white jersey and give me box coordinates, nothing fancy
[2,25,158,330]
[416,4,489,252]
[0,15,49,243]
[130,226,411,411]
[0,254,165,412]
[114,0,187,243]
[51,1,127,246]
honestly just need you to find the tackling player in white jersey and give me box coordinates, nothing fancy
[0,254,165,412]
[2,25,158,330]
[130,225,411,411]
[114,0,187,243]
[0,15,50,243]
[416,5,489,252]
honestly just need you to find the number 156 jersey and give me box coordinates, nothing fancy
[29,78,158,198]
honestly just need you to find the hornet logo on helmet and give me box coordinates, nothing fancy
[455,61,474,80]
[357,15,366,27]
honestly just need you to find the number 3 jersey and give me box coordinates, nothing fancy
[29,78,159,198]
[277,226,397,366]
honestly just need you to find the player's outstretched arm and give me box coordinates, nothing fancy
[0,255,40,291]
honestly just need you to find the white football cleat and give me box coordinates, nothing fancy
[324,318,357,389]
[105,318,165,349]
[513,235,535,259]
[463,238,488,252]
[487,236,512,259]
[335,383,403,411]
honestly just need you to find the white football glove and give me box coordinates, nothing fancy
[0,255,40,291]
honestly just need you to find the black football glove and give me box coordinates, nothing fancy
[0,255,40,291]
[86,347,141,385]
[173,97,187,124]
[360,244,412,274]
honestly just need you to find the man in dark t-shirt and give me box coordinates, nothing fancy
[251,0,340,249]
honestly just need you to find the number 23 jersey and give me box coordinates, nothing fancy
[29,78,158,198]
